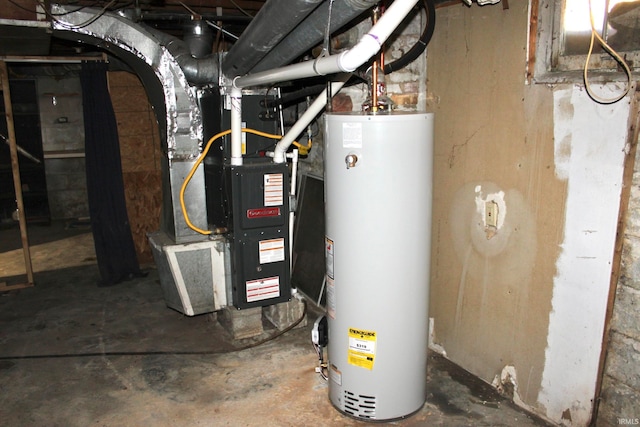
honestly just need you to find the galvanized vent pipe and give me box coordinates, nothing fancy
[182,19,214,59]
[222,0,324,77]
[249,0,380,74]
[150,29,219,85]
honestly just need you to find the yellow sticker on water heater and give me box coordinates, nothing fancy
[348,328,376,370]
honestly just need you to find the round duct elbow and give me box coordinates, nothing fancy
[153,29,220,85]
[183,19,214,59]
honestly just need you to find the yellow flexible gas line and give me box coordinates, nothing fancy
[180,128,304,235]
[294,138,311,155]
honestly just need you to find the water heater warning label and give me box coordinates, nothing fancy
[348,328,376,370]
[342,122,363,148]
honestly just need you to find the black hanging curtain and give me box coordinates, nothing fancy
[80,61,142,286]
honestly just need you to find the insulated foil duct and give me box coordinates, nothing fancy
[222,0,324,77]
[50,4,210,242]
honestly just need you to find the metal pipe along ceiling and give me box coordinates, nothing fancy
[249,0,380,74]
[222,0,325,77]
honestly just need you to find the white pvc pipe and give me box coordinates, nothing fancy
[236,0,420,163]
[230,86,243,166]
[272,76,348,163]
[233,0,419,89]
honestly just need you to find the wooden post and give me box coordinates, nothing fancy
[0,60,34,290]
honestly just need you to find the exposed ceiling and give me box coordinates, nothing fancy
[0,0,457,59]
[1,0,269,56]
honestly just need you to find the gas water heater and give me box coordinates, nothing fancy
[324,112,434,421]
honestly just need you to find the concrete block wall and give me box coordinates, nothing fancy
[37,75,89,220]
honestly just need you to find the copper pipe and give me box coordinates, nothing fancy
[372,6,380,112]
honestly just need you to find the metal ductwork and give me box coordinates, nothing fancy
[183,19,214,59]
[149,28,219,85]
[222,0,324,77]
[249,0,379,74]
[50,4,209,243]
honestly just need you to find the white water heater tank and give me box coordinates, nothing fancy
[324,112,434,421]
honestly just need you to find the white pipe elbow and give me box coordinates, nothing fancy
[338,34,382,72]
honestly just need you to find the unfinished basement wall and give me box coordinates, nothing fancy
[37,74,89,220]
[597,105,640,425]
[427,2,631,426]
[108,71,162,265]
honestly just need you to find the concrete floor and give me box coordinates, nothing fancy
[0,222,554,426]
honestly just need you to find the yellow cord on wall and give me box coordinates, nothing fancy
[180,128,303,235]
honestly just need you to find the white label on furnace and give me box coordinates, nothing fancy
[264,173,284,206]
[259,238,285,264]
[246,276,280,302]
[325,237,334,280]
[326,277,336,319]
[342,122,363,148]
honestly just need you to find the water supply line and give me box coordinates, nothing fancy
[371,6,380,112]
[230,0,421,164]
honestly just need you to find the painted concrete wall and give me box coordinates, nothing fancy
[427,2,631,425]
[597,103,640,426]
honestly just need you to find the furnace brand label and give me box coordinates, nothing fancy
[348,328,377,370]
[258,238,285,264]
[246,276,280,302]
[246,207,280,219]
[264,173,284,206]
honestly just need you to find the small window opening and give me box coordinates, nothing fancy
[563,0,640,55]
